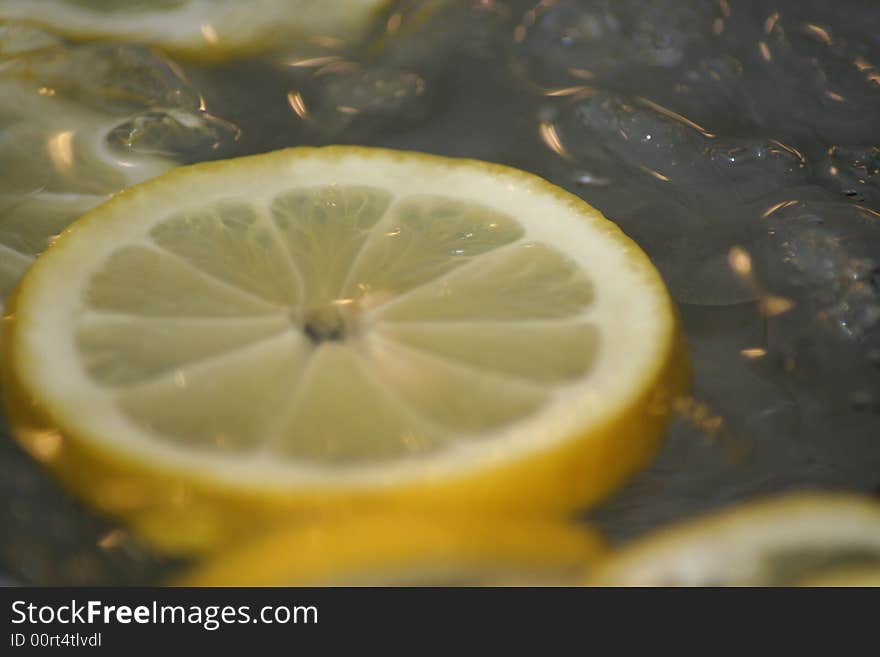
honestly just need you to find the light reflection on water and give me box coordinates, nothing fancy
[1,0,879,583]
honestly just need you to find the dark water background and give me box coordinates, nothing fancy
[1,0,879,584]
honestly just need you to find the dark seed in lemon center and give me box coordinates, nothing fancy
[303,302,350,343]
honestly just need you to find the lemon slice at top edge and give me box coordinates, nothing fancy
[3,146,686,554]
[0,0,391,61]
[588,492,880,587]
[177,514,605,586]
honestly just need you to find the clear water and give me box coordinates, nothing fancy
[1,0,879,583]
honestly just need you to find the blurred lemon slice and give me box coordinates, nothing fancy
[0,78,172,300]
[3,146,685,553]
[588,493,880,586]
[0,37,238,301]
[177,515,605,586]
[0,0,391,61]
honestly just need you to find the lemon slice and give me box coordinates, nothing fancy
[3,146,685,553]
[588,493,880,587]
[0,0,390,61]
[177,515,605,586]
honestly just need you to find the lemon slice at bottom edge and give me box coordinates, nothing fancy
[176,515,605,586]
[2,146,686,554]
[796,565,880,587]
[587,493,880,586]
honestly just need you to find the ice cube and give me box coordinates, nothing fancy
[717,3,880,143]
[821,145,880,210]
[706,139,808,202]
[750,198,880,411]
[557,92,714,183]
[291,63,430,138]
[107,108,240,162]
[540,91,816,304]
[510,0,718,90]
[280,0,511,141]
[757,199,880,339]
[762,304,880,414]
